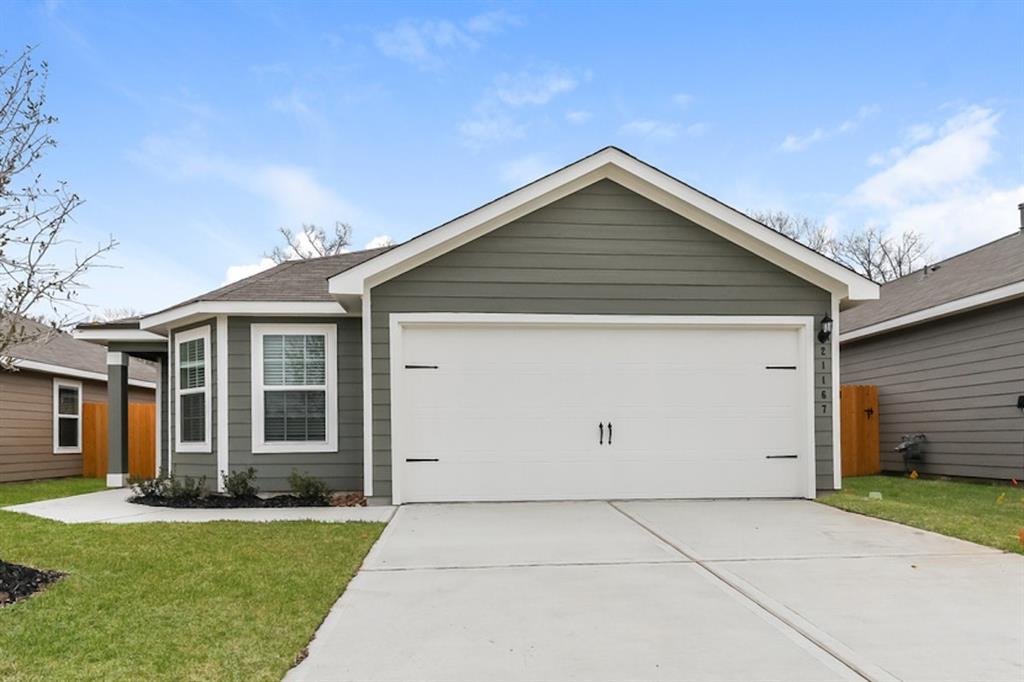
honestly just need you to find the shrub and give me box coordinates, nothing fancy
[129,473,169,499]
[288,470,332,505]
[167,473,207,503]
[222,467,260,499]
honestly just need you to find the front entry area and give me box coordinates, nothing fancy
[390,314,815,504]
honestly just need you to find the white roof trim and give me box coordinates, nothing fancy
[73,328,167,343]
[140,301,348,331]
[328,147,878,302]
[840,280,1024,343]
[12,358,157,389]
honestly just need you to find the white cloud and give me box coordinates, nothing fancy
[365,235,395,249]
[375,10,522,69]
[780,104,879,152]
[224,257,276,285]
[838,105,1020,256]
[493,69,576,107]
[672,93,694,109]
[565,110,592,124]
[499,154,553,187]
[852,106,999,208]
[620,119,679,140]
[458,109,525,148]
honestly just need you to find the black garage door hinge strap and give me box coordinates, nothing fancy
[405,458,439,463]
[405,364,439,369]
[765,454,798,459]
[765,365,797,370]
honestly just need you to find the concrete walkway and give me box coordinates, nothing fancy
[2,488,395,524]
[288,499,1023,682]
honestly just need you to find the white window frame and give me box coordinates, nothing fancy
[52,378,83,454]
[175,325,212,453]
[251,323,338,454]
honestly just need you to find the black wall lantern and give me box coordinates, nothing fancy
[818,315,833,343]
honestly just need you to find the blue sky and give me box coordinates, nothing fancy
[5,0,1022,313]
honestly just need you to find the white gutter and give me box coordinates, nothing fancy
[11,358,157,389]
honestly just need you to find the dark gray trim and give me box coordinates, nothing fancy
[106,354,129,477]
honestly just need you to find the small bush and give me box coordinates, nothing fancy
[129,473,169,499]
[167,473,207,503]
[288,470,332,504]
[222,467,260,499]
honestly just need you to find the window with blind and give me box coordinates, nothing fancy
[251,324,337,453]
[53,378,82,454]
[175,326,211,452]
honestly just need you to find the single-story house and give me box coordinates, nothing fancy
[76,147,878,503]
[1,316,157,483]
[840,214,1024,480]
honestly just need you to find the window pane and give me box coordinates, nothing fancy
[179,338,205,389]
[58,417,78,447]
[180,393,206,442]
[263,333,326,386]
[58,387,79,415]
[264,390,326,442]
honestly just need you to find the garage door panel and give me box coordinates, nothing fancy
[395,320,810,502]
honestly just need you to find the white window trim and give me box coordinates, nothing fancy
[175,326,212,453]
[250,323,338,454]
[52,378,83,454]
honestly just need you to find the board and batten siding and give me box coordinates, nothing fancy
[0,369,153,483]
[168,320,218,483]
[841,298,1024,479]
[226,316,363,491]
[370,179,834,498]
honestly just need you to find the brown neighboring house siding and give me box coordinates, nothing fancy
[0,368,154,483]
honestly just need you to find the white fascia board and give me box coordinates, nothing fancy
[840,281,1024,343]
[73,328,168,343]
[12,359,157,389]
[140,301,348,331]
[328,147,879,302]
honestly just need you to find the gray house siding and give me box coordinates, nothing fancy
[168,320,217,483]
[841,298,1024,480]
[227,316,363,492]
[370,179,834,498]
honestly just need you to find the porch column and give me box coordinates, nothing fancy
[106,351,130,487]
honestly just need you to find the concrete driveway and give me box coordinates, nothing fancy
[287,500,1024,682]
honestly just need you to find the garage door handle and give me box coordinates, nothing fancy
[765,455,798,459]
[607,422,612,445]
[599,422,604,445]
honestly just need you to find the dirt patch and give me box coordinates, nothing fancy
[129,492,367,509]
[0,560,63,607]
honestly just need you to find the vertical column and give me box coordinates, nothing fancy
[107,351,130,487]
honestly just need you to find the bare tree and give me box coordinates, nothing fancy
[267,221,351,263]
[752,209,929,283]
[0,46,116,369]
[91,306,145,323]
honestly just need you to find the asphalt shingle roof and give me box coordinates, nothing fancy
[7,316,158,383]
[842,231,1024,332]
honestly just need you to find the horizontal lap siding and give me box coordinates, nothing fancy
[227,317,363,492]
[370,179,833,497]
[841,299,1024,479]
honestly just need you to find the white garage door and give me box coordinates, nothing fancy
[390,315,813,503]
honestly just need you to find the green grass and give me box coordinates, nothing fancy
[0,477,107,506]
[0,481,385,681]
[820,475,1024,554]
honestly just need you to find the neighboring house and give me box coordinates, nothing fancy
[840,214,1024,480]
[76,147,878,502]
[0,317,157,483]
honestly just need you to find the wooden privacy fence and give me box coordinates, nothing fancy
[82,402,156,479]
[840,384,880,477]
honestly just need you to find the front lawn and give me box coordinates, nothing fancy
[821,475,1024,554]
[0,481,385,681]
[0,476,106,506]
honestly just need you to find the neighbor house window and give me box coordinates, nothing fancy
[175,326,211,452]
[251,323,337,453]
[52,378,82,454]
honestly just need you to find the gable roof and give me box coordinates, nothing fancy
[328,147,879,302]
[6,316,158,386]
[840,231,1024,341]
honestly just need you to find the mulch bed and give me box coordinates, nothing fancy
[129,491,367,509]
[0,560,63,607]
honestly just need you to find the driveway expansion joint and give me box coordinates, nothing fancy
[608,501,899,682]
